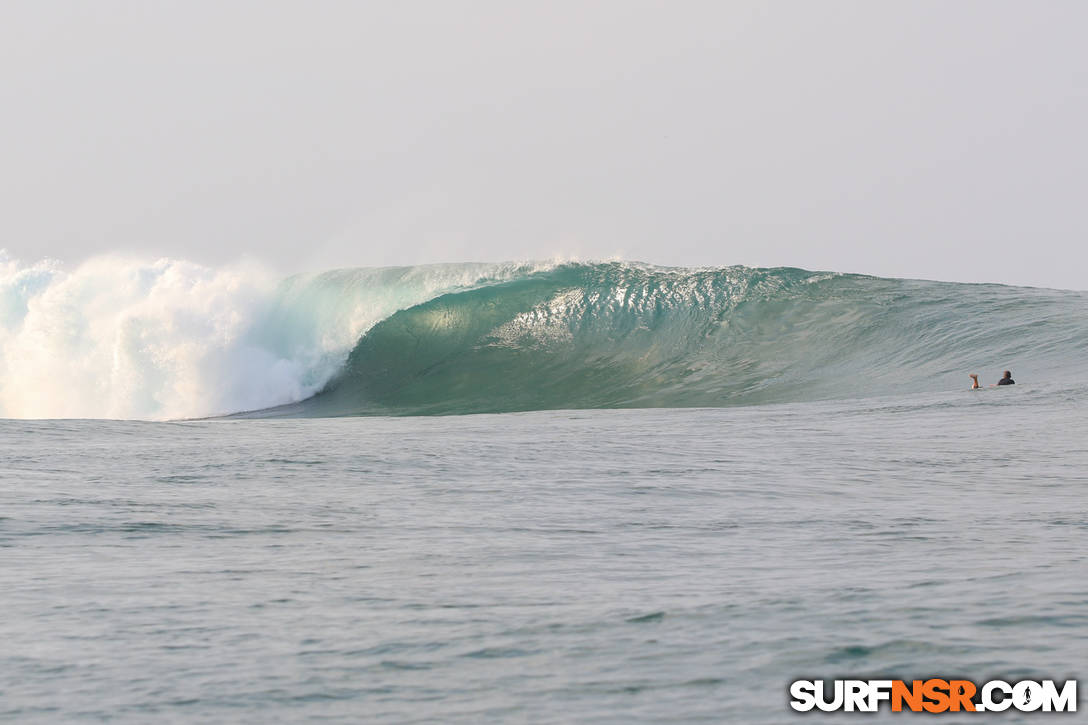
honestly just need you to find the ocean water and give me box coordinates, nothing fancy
[2,258,1086,721]
[3,384,1087,723]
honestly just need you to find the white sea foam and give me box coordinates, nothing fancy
[0,252,549,420]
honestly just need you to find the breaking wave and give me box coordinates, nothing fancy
[2,253,1085,419]
[0,253,549,419]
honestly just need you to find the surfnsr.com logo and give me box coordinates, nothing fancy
[789,679,1077,713]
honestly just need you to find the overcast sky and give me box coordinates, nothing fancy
[2,1,1086,288]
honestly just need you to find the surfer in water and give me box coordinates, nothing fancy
[969,371,1014,389]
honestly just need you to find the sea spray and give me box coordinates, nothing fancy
[0,255,280,419]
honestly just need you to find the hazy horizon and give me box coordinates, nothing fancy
[3,1,1086,289]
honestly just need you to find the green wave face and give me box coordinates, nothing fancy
[303,262,1088,416]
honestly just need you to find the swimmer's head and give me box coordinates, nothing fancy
[1003,370,1012,379]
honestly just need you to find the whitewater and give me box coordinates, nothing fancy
[0,254,554,419]
[2,252,1086,420]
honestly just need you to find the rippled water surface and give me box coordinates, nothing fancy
[2,384,1086,722]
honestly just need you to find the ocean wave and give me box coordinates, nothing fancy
[306,262,1088,416]
[2,253,1084,419]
